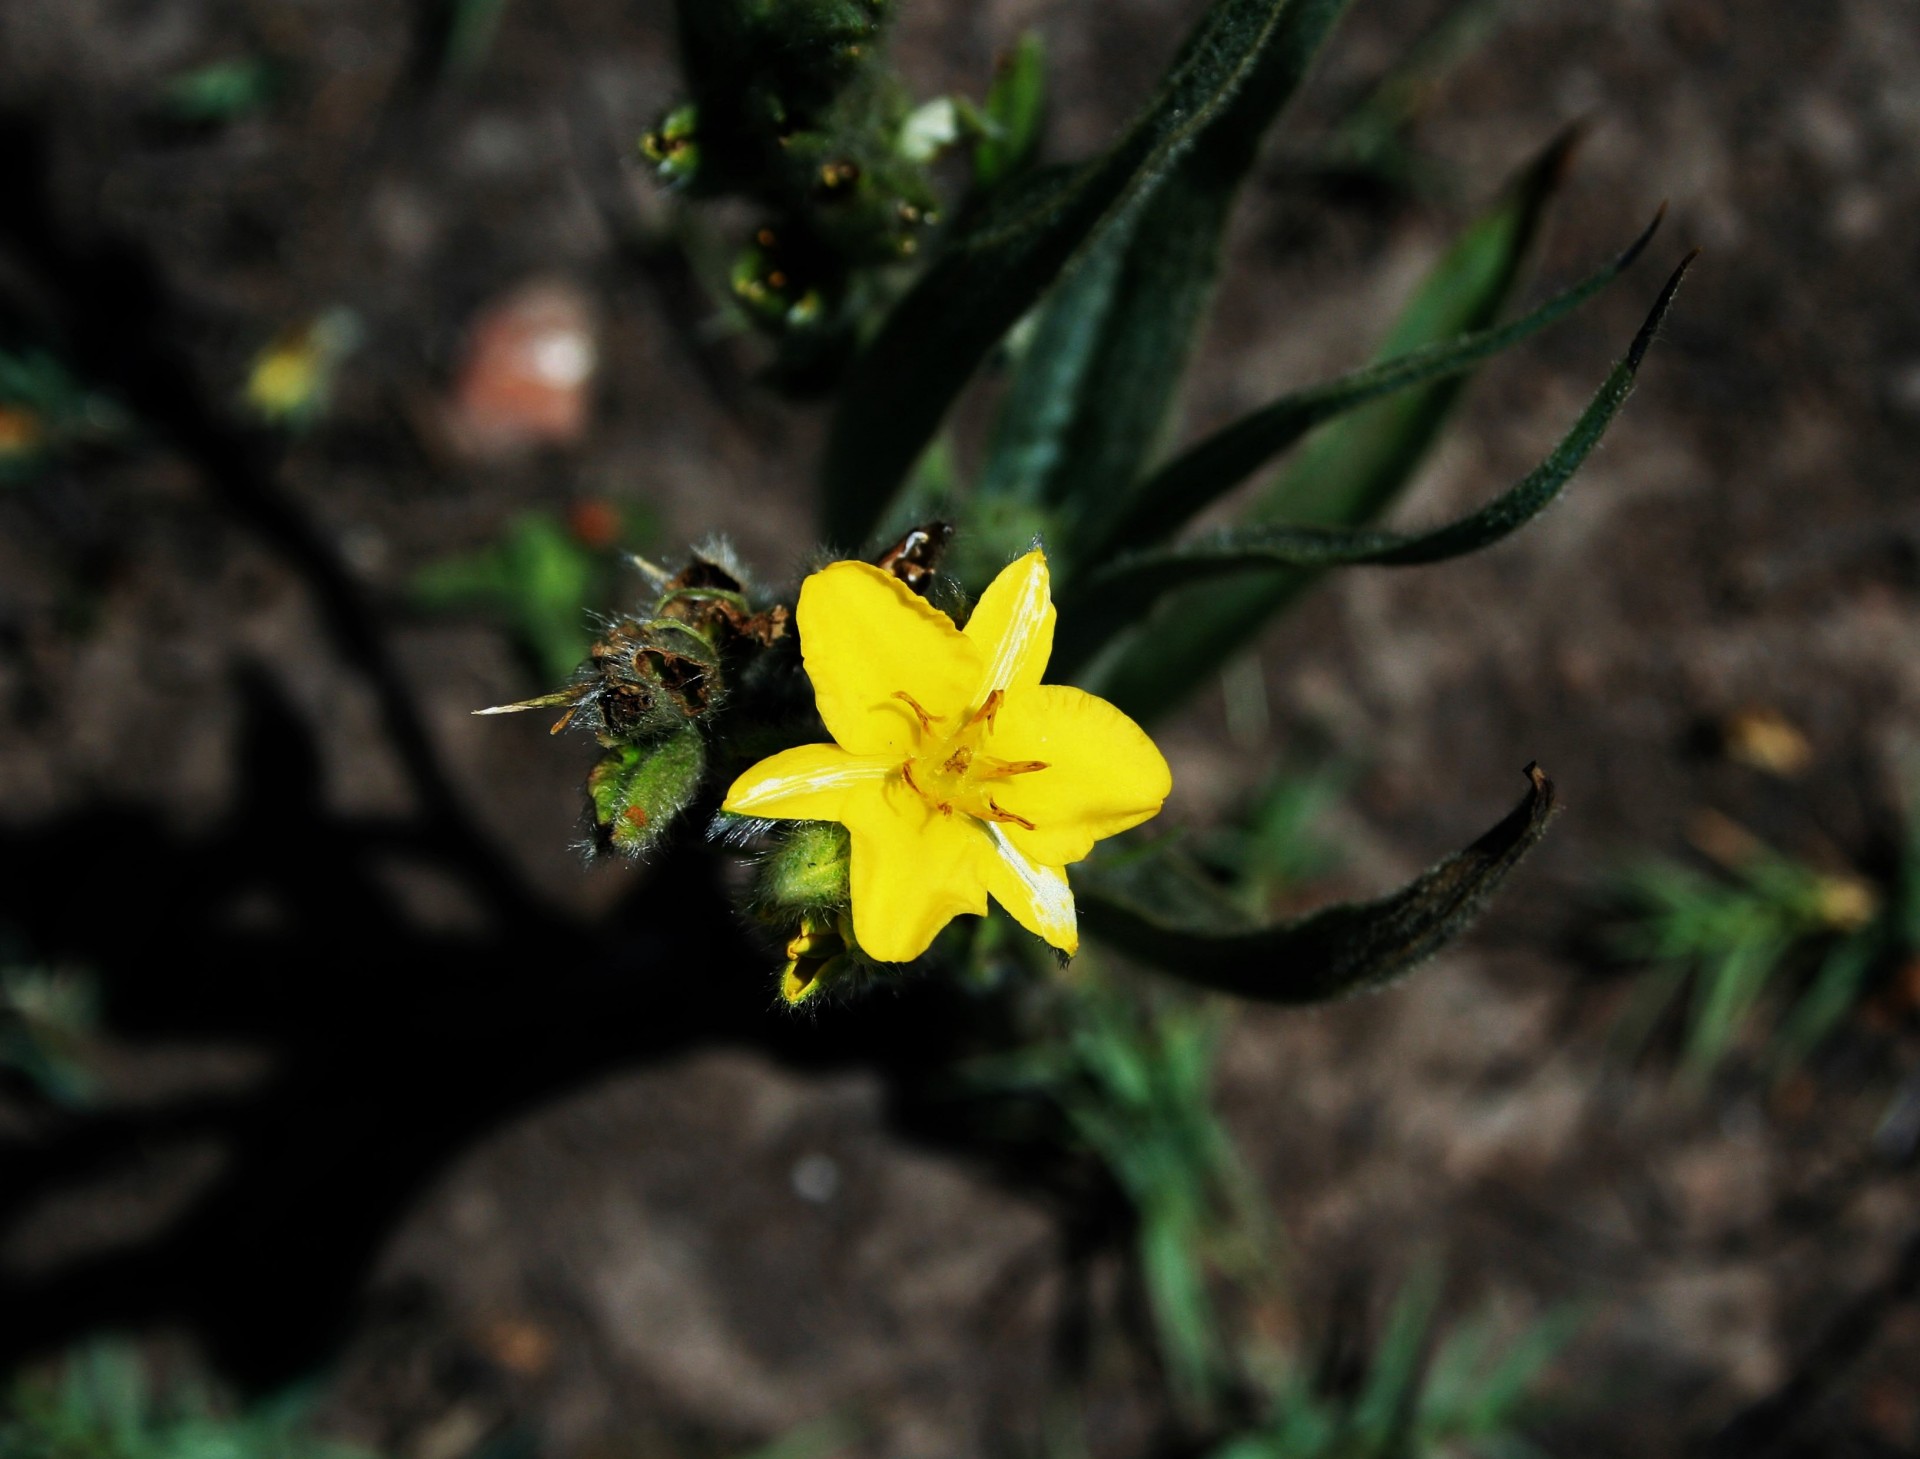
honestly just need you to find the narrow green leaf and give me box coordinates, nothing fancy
[1084,129,1581,719]
[819,0,1354,547]
[975,216,1135,505]
[1088,207,1664,558]
[1034,0,1357,521]
[1080,764,1556,1002]
[1054,252,1694,671]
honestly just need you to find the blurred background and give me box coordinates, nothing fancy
[3,0,1919,1456]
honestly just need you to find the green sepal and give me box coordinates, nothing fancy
[1086,207,1666,559]
[820,0,1356,547]
[587,724,708,858]
[1079,765,1556,1002]
[1054,250,1695,673]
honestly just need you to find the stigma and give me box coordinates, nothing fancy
[896,688,1046,827]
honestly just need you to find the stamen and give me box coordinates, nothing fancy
[979,758,1047,778]
[892,690,941,733]
[900,760,952,815]
[985,798,1036,831]
[967,688,1004,730]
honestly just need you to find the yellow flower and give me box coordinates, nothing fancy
[723,549,1171,963]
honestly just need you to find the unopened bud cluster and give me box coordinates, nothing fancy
[640,0,938,376]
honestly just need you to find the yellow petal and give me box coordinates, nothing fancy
[842,777,991,962]
[799,561,981,757]
[964,549,1055,700]
[982,823,1078,955]
[986,684,1172,865]
[722,742,893,821]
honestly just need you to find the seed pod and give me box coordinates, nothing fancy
[587,723,707,857]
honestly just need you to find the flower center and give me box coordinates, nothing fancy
[893,689,1047,827]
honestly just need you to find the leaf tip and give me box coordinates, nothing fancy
[1624,250,1700,372]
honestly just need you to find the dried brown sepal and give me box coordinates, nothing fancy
[871,521,953,594]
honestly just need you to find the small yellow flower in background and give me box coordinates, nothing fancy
[244,309,361,426]
[723,549,1171,963]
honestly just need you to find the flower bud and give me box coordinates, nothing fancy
[760,820,851,910]
[779,909,856,1006]
[587,723,707,857]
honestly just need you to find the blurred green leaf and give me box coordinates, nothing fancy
[1086,207,1663,559]
[1081,765,1555,1002]
[819,0,1355,547]
[1320,0,1510,193]
[443,0,513,79]
[1199,758,1353,908]
[1086,128,1583,720]
[1208,1272,1576,1459]
[412,512,609,683]
[0,966,98,1107]
[0,1342,375,1459]
[1612,833,1888,1077]
[1054,250,1693,674]
[975,985,1263,1418]
[158,59,278,123]
[973,32,1047,192]
[1350,1263,1444,1443]
[0,348,130,478]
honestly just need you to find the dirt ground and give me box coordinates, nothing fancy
[3,0,1920,1455]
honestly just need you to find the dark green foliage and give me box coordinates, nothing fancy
[1089,130,1586,719]
[971,0,1360,548]
[1080,765,1555,1003]
[1084,207,1665,560]
[1053,252,1695,674]
[820,0,1355,546]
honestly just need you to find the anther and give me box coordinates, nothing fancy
[986,798,1036,831]
[966,689,1004,730]
[892,690,941,733]
[980,758,1047,778]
